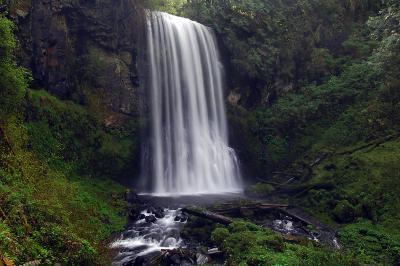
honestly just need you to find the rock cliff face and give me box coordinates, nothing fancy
[9,0,146,116]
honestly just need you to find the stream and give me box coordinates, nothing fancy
[111,193,339,265]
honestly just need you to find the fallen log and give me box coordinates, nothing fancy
[255,176,284,186]
[279,181,335,195]
[207,248,223,256]
[309,154,327,168]
[278,208,312,226]
[338,134,398,155]
[181,207,233,225]
[212,202,289,212]
[210,202,290,218]
[214,202,288,209]
[281,177,296,185]
[255,176,299,187]
[272,171,302,177]
[260,203,289,207]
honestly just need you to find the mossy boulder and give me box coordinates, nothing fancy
[211,228,230,246]
[181,215,219,245]
[228,221,260,233]
[333,200,356,223]
[211,221,356,265]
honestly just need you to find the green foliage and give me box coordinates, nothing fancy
[24,89,140,179]
[0,14,135,264]
[368,2,400,130]
[332,200,356,223]
[210,2,400,264]
[67,49,107,105]
[138,0,186,14]
[210,221,358,265]
[0,14,31,118]
[270,62,379,136]
[339,220,400,264]
[230,57,381,174]
[183,0,382,100]
[210,227,229,246]
[0,161,127,264]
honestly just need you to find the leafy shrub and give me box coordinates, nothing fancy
[339,220,400,264]
[0,14,31,118]
[211,221,357,265]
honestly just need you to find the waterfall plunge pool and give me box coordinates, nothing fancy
[110,192,339,265]
[110,192,246,265]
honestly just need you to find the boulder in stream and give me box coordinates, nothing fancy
[180,214,188,222]
[154,210,165,218]
[147,206,156,214]
[145,215,157,223]
[169,254,181,264]
[196,253,211,264]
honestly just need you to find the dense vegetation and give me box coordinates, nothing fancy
[1,0,399,264]
[126,0,400,262]
[0,5,139,264]
[212,222,357,265]
[176,0,400,264]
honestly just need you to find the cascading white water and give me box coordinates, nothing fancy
[145,11,242,195]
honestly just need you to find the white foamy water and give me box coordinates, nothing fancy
[143,11,242,195]
[111,209,185,265]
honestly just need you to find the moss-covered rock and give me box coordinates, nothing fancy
[181,215,220,245]
[211,221,357,265]
[333,200,356,223]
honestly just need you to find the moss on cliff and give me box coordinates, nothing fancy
[0,13,139,264]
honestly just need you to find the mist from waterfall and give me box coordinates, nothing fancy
[144,11,242,195]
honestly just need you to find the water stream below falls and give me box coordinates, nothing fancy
[111,193,245,265]
[111,208,186,265]
[111,194,340,265]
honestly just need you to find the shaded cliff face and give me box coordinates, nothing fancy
[11,0,145,116]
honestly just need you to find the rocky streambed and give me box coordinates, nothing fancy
[111,193,340,265]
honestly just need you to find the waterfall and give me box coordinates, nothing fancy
[144,11,241,195]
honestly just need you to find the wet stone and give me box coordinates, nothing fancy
[180,214,188,222]
[147,206,156,213]
[122,230,138,239]
[144,233,163,242]
[161,237,178,246]
[133,256,145,266]
[145,215,157,223]
[154,211,165,218]
[169,254,181,264]
[166,228,180,240]
[196,253,211,264]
